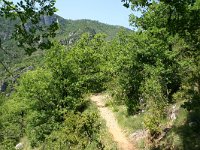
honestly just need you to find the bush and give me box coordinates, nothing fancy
[43,111,103,150]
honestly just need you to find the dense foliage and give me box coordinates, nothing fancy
[0,0,200,149]
[120,0,200,149]
[0,35,108,149]
[0,14,125,78]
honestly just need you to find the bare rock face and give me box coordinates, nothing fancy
[13,66,34,83]
[15,143,23,150]
[169,104,178,121]
[129,129,148,142]
[41,15,57,25]
[1,66,34,95]
[1,81,8,92]
[22,66,34,72]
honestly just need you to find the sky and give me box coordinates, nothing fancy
[11,0,133,29]
[55,0,133,28]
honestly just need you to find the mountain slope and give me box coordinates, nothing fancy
[0,14,128,44]
[0,15,129,76]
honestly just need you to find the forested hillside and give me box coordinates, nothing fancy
[0,14,127,86]
[0,14,126,72]
[0,0,200,150]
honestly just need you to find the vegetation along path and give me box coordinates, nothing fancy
[90,94,136,150]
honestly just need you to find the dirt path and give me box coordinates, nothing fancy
[90,94,136,150]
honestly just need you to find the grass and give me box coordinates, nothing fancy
[158,107,187,150]
[104,94,149,150]
[14,96,117,150]
[103,93,200,150]
[18,94,199,150]
[86,101,118,150]
[157,103,200,150]
[20,137,32,150]
[105,96,144,134]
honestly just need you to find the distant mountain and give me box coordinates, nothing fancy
[0,14,130,77]
[49,14,129,44]
[0,14,128,59]
[0,14,128,44]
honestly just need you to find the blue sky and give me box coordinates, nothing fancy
[55,0,133,28]
[12,0,133,28]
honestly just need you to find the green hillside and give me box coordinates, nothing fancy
[0,15,128,77]
[0,14,127,44]
[58,18,124,40]
[1,0,199,150]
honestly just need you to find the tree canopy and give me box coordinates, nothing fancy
[0,0,200,149]
[0,0,58,55]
